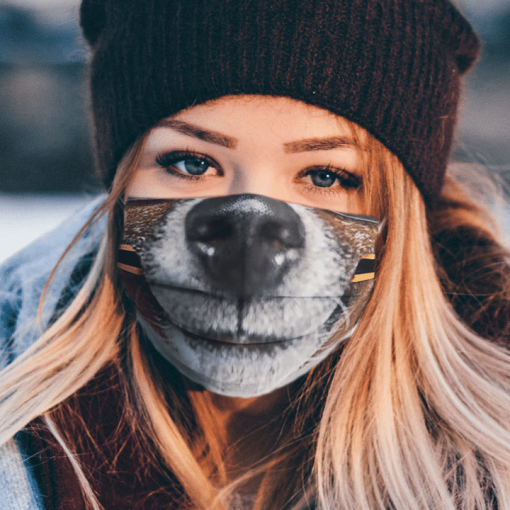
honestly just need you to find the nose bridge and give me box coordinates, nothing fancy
[228,158,285,200]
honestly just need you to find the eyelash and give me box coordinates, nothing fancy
[297,164,362,191]
[155,150,220,181]
[155,150,362,190]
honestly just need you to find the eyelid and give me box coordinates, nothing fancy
[154,151,362,189]
[297,165,362,187]
[155,150,223,174]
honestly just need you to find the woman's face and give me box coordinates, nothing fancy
[126,95,364,214]
[121,95,378,400]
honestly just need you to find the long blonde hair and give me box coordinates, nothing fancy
[1,120,510,510]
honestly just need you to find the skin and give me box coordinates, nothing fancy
[126,95,364,214]
[125,95,366,480]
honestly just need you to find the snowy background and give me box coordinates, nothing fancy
[1,0,509,263]
[0,193,98,262]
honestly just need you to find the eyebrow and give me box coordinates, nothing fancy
[155,119,238,149]
[283,136,357,153]
[155,119,357,154]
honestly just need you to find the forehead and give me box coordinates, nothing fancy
[151,95,356,142]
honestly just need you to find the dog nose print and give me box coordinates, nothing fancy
[120,195,379,396]
[185,194,306,296]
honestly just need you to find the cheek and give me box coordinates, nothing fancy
[124,168,163,198]
[286,189,364,216]
[345,190,365,216]
[124,167,213,199]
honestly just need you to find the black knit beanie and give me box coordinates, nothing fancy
[80,0,480,204]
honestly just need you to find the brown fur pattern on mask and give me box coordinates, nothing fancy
[118,195,378,397]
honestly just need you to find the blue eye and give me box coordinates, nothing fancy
[305,167,361,189]
[309,169,337,187]
[174,157,212,175]
[156,151,217,178]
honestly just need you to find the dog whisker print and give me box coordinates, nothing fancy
[118,195,378,396]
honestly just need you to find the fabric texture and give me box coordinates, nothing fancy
[20,368,185,510]
[80,0,480,205]
[0,439,41,510]
[0,196,106,372]
[0,197,106,510]
[0,199,509,507]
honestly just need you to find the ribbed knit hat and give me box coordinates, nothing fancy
[80,0,480,204]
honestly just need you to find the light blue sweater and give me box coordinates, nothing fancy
[0,196,106,510]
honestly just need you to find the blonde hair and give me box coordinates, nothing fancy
[1,121,510,510]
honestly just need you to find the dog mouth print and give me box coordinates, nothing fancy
[118,194,378,397]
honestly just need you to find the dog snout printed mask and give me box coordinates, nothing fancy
[118,194,378,397]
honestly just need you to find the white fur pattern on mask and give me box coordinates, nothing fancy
[127,198,377,397]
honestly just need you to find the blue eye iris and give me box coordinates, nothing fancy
[309,170,337,188]
[305,167,361,189]
[180,158,211,175]
[156,151,218,179]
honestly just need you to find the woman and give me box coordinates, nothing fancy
[1,0,510,509]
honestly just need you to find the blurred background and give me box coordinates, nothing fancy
[0,0,509,262]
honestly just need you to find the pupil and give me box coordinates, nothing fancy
[311,170,336,188]
[184,158,209,175]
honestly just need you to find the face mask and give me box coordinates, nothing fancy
[118,194,378,398]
